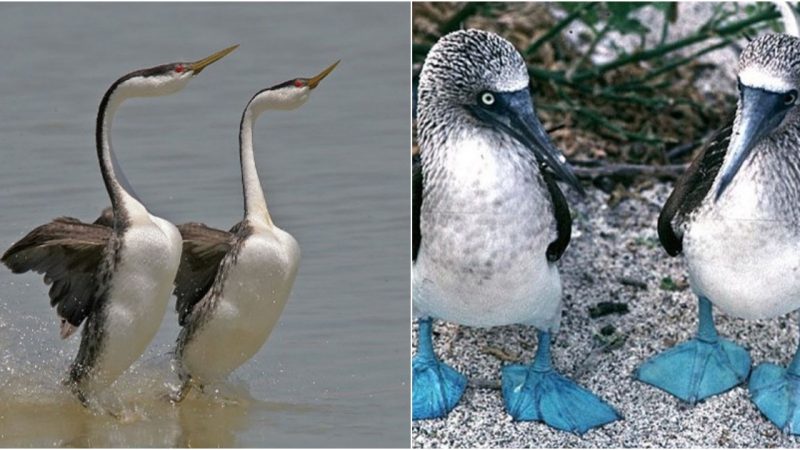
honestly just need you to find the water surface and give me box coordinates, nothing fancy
[0,3,410,447]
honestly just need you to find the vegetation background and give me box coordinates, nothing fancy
[413,2,788,199]
[411,3,800,448]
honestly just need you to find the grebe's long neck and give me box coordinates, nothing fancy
[96,81,148,226]
[239,105,272,227]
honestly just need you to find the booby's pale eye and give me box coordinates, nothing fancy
[783,90,798,106]
[294,79,304,88]
[175,64,185,73]
[480,92,495,106]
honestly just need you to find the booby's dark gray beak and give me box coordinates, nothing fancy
[715,85,791,200]
[470,89,584,195]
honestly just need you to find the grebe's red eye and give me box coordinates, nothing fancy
[294,79,304,87]
[175,64,184,73]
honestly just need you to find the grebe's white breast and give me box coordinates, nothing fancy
[182,224,300,382]
[87,206,182,392]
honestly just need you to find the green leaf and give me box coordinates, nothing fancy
[607,2,647,18]
[560,1,599,26]
[606,2,651,35]
[651,2,672,13]
[660,276,678,291]
[616,17,650,34]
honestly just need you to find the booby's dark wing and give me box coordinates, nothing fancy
[412,153,422,262]
[1,217,111,328]
[541,168,572,262]
[658,124,732,256]
[174,222,235,326]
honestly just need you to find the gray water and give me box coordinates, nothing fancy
[0,3,410,447]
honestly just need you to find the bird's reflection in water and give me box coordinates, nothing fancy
[174,383,253,447]
[0,352,313,447]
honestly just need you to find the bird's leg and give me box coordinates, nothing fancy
[501,330,619,434]
[749,313,800,435]
[67,384,119,420]
[62,371,90,409]
[74,387,89,408]
[637,296,751,403]
[696,295,719,343]
[163,358,193,404]
[531,330,553,372]
[412,317,466,420]
[167,380,192,404]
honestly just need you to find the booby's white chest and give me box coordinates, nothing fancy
[182,226,300,382]
[684,175,800,319]
[414,132,561,330]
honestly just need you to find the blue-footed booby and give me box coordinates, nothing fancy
[169,61,338,402]
[412,29,619,434]
[1,46,237,405]
[640,33,800,433]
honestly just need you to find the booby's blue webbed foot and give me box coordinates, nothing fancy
[637,337,750,403]
[636,297,751,403]
[501,331,619,434]
[412,318,466,420]
[749,346,800,434]
[412,353,467,420]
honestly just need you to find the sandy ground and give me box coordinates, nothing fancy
[412,183,800,448]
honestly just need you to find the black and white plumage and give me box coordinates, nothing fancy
[1,46,237,403]
[660,33,800,320]
[170,61,339,400]
[413,29,578,330]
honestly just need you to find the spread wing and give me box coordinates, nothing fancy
[174,222,235,326]
[412,153,422,262]
[541,168,572,262]
[1,216,111,328]
[93,206,115,227]
[658,124,731,256]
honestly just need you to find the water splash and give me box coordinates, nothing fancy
[0,300,264,446]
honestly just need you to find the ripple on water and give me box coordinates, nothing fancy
[0,301,318,447]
